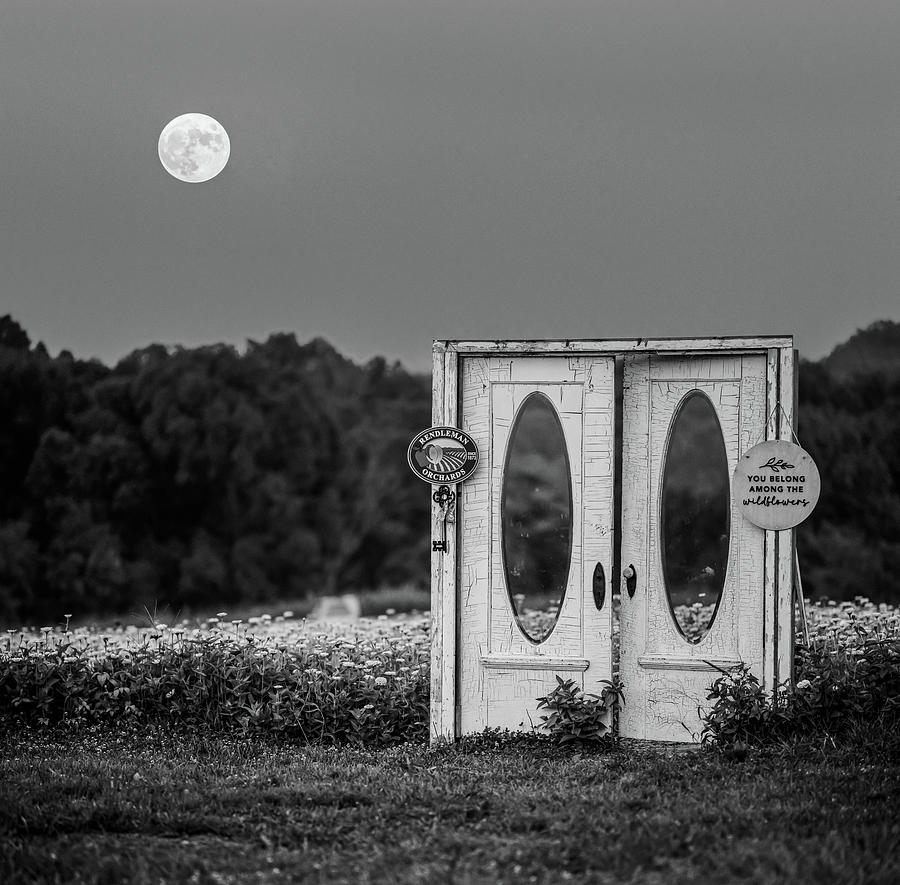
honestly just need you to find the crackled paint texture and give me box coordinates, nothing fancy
[451,347,779,742]
[459,356,615,733]
[620,354,767,742]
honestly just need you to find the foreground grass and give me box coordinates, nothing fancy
[2,724,898,885]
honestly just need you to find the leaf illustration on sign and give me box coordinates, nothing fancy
[758,457,795,472]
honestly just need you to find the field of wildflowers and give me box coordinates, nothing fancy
[702,596,900,746]
[2,597,898,744]
[0,610,430,743]
[2,597,898,885]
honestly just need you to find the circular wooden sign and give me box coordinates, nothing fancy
[732,440,821,530]
[407,426,479,484]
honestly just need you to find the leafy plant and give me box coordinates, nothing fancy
[4,597,900,749]
[536,676,622,745]
[700,664,781,747]
[0,616,430,745]
[701,629,900,748]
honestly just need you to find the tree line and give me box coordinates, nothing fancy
[1,315,898,622]
[797,342,900,605]
[0,316,430,621]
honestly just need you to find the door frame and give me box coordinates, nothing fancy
[431,336,796,744]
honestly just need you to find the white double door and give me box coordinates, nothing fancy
[458,352,768,742]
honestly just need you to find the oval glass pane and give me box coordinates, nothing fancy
[501,393,573,643]
[661,391,730,643]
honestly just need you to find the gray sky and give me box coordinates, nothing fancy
[1,1,898,371]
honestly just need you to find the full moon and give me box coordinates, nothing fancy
[158,113,230,183]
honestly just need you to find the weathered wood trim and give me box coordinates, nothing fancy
[637,656,744,672]
[443,349,459,739]
[776,345,796,690]
[439,336,792,355]
[480,655,590,671]
[429,345,446,743]
[457,356,491,735]
[429,346,458,744]
[735,353,767,692]
[762,348,779,694]
[619,355,651,740]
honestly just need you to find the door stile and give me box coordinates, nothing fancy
[775,345,796,689]
[581,358,617,701]
[619,355,651,739]
[735,355,768,675]
[430,345,458,743]
[457,356,492,735]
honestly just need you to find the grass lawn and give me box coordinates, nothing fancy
[2,723,898,885]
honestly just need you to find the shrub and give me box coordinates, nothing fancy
[701,637,900,748]
[535,676,622,745]
[0,618,430,745]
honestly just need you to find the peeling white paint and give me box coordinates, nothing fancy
[620,354,767,742]
[458,355,615,734]
[434,339,794,745]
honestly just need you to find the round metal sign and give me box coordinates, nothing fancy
[407,426,479,484]
[732,440,821,530]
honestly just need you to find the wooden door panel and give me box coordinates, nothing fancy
[620,354,767,742]
[458,356,615,734]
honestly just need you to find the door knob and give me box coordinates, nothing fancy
[623,564,637,598]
